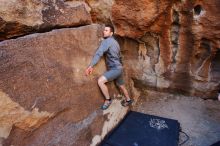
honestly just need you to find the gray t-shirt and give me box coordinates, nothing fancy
[90,36,122,69]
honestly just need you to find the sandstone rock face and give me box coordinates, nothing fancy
[113,0,220,98]
[87,0,114,24]
[0,0,92,41]
[65,0,115,24]
[0,24,129,146]
[0,90,53,139]
[0,0,220,145]
[112,0,172,38]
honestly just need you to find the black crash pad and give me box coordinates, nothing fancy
[101,111,180,146]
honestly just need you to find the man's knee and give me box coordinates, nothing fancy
[98,76,107,86]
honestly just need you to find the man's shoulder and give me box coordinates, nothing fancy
[101,37,119,48]
[102,37,114,44]
[107,37,119,44]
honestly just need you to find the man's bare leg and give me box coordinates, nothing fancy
[119,84,131,101]
[98,76,111,105]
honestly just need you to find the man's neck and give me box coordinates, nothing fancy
[104,35,113,39]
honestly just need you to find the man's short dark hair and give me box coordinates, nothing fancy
[105,24,115,34]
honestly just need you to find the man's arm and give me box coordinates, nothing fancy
[85,40,109,76]
[89,40,109,67]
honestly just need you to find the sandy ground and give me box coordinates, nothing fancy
[132,90,220,146]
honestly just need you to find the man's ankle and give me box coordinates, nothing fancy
[106,98,111,101]
[126,98,131,101]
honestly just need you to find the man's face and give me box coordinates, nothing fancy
[103,27,113,38]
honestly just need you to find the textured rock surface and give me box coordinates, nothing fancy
[65,0,114,24]
[0,0,92,41]
[112,0,172,38]
[0,0,220,145]
[87,0,114,24]
[113,0,220,98]
[0,24,130,146]
[0,90,53,139]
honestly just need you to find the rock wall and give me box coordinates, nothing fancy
[0,24,131,146]
[0,1,134,145]
[112,0,220,98]
[0,0,220,146]
[0,0,92,40]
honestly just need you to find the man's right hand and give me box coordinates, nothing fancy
[85,66,94,76]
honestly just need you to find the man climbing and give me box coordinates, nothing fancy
[85,24,133,110]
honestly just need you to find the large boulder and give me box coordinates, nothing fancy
[0,0,92,41]
[0,24,129,146]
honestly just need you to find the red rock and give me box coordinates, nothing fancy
[113,0,220,98]
[0,0,92,41]
[112,0,172,38]
[1,0,220,145]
